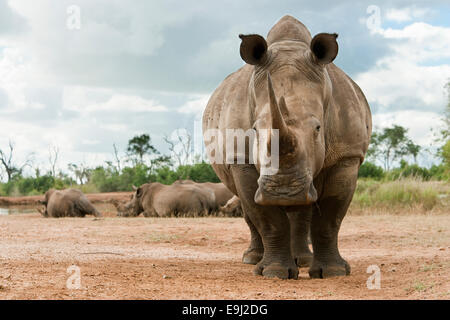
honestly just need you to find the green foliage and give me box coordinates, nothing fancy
[386,160,432,181]
[441,139,450,167]
[0,174,75,196]
[358,161,384,179]
[88,164,151,193]
[127,134,158,164]
[368,125,421,170]
[80,162,220,193]
[175,162,220,183]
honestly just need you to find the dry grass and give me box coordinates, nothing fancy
[350,178,449,215]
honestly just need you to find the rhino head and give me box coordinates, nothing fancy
[220,195,242,217]
[239,29,338,206]
[114,185,145,217]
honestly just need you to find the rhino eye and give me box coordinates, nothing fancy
[316,125,321,132]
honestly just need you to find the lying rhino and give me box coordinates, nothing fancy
[174,179,234,209]
[114,182,216,217]
[39,189,102,218]
[219,195,242,217]
[203,16,371,279]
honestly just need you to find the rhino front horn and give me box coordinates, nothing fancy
[267,73,289,138]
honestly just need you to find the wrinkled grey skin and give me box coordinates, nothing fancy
[39,189,102,218]
[114,182,216,217]
[203,16,371,279]
[174,179,234,210]
[219,195,243,217]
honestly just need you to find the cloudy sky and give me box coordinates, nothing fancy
[0,0,449,177]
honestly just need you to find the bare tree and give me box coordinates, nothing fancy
[113,143,122,172]
[68,162,91,185]
[164,129,192,167]
[48,144,60,178]
[0,141,34,182]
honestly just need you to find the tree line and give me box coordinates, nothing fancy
[0,132,219,196]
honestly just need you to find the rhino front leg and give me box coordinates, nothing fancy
[287,207,313,268]
[242,212,264,265]
[309,158,359,278]
[231,165,298,279]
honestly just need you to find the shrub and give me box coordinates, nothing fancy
[387,161,432,181]
[358,161,384,179]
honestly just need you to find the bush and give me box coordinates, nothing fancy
[429,164,449,181]
[386,160,432,181]
[358,161,384,179]
[175,162,220,183]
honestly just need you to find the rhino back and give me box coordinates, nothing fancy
[150,184,204,216]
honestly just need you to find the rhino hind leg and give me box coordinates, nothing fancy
[287,208,313,268]
[242,212,264,265]
[231,165,298,280]
[309,159,359,279]
[75,198,101,217]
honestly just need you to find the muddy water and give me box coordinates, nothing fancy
[0,203,118,216]
[0,206,37,215]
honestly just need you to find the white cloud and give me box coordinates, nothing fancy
[356,22,450,111]
[0,47,45,113]
[354,18,449,166]
[63,87,168,114]
[372,110,440,146]
[5,0,200,57]
[177,94,210,119]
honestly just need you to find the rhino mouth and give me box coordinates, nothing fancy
[254,173,317,206]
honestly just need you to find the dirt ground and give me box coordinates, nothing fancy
[0,204,449,299]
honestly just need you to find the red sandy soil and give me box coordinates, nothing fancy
[0,205,449,300]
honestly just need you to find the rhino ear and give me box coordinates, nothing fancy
[239,34,268,65]
[136,187,143,198]
[310,33,338,65]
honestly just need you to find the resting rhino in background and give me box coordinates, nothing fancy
[174,179,234,209]
[113,182,216,217]
[39,189,102,218]
[203,15,371,279]
[219,195,242,217]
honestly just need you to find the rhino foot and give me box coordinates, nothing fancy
[242,248,263,265]
[308,258,350,279]
[254,260,298,280]
[294,252,313,268]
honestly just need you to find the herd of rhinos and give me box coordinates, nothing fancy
[37,181,241,218]
[40,15,372,280]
